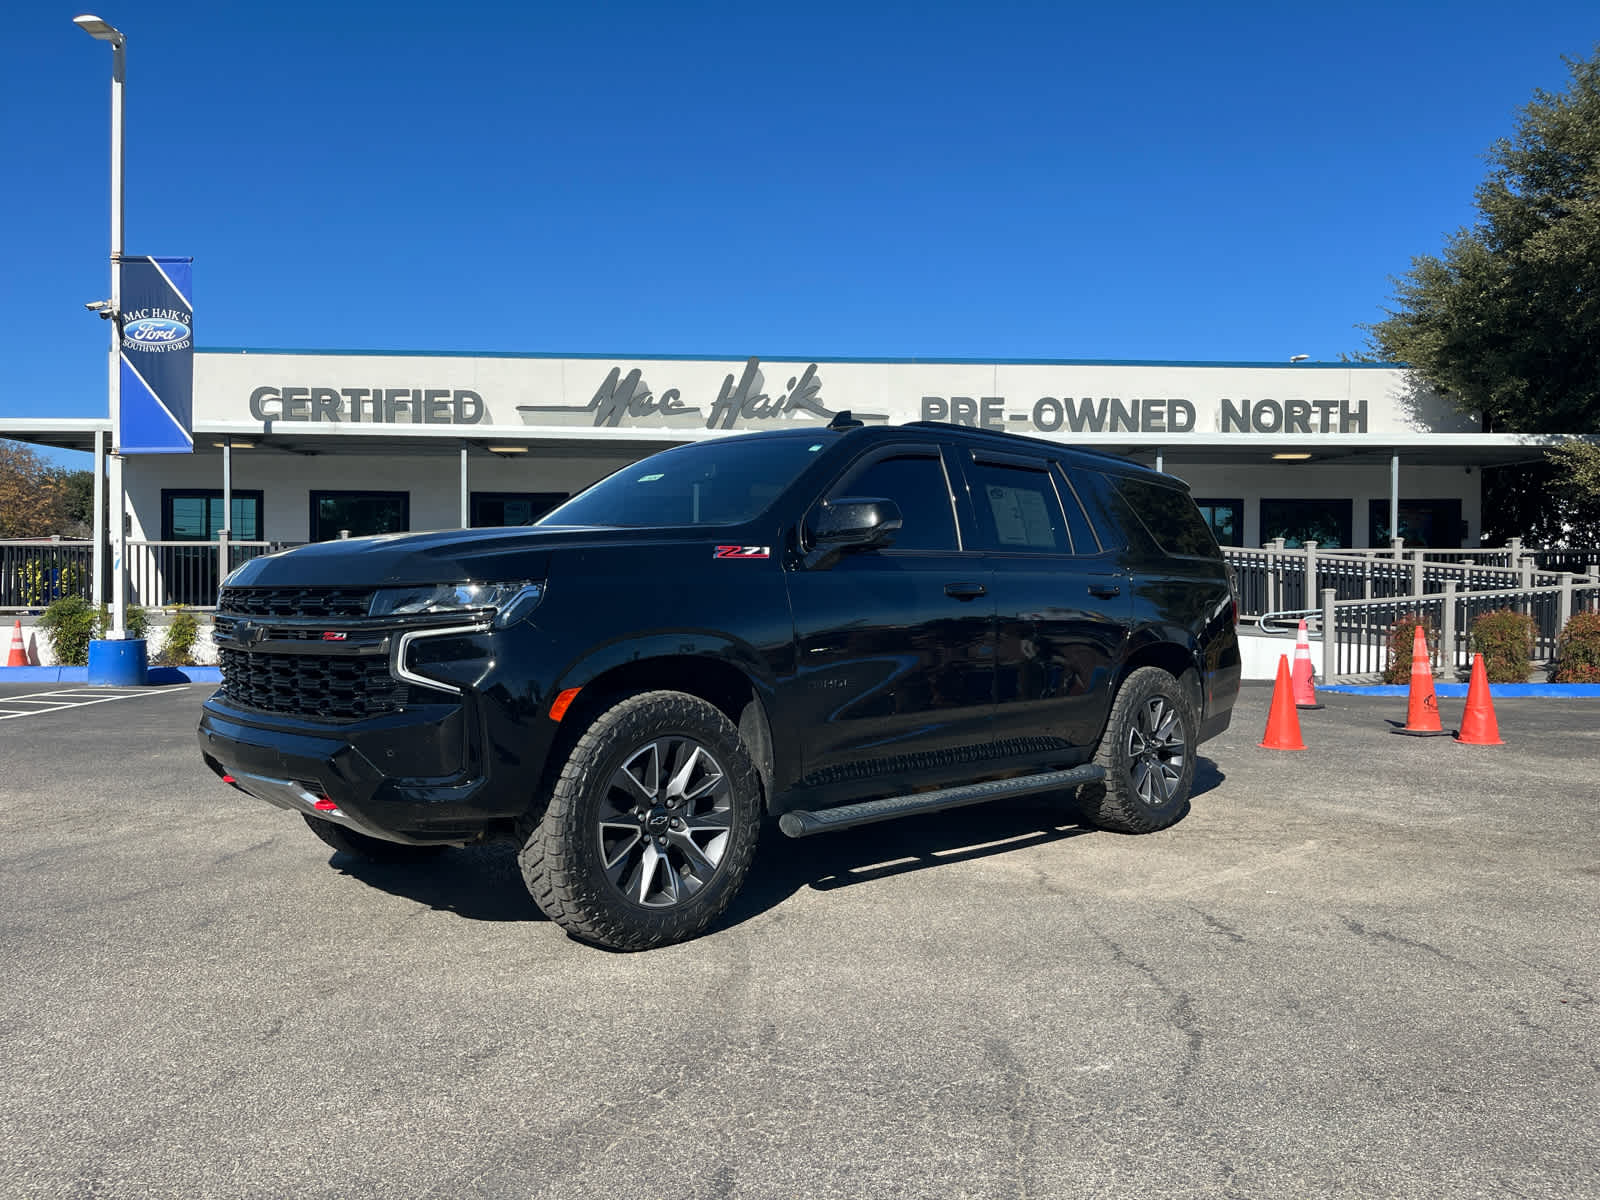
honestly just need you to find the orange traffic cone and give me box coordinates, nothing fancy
[1394,624,1447,736]
[1292,618,1323,709]
[1259,654,1306,750]
[5,620,27,667]
[1455,653,1503,746]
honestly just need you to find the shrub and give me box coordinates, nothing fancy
[100,604,150,642]
[154,607,201,666]
[1549,610,1600,683]
[1383,613,1436,685]
[1468,608,1535,683]
[37,596,99,665]
[35,598,153,666]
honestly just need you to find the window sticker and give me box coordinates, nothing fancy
[637,473,665,482]
[987,485,1055,547]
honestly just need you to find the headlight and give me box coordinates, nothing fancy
[369,581,545,628]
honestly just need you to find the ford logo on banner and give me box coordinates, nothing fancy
[117,255,195,453]
[124,317,191,344]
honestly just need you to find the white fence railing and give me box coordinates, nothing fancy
[0,537,294,611]
[1310,578,1600,681]
[1224,538,1599,621]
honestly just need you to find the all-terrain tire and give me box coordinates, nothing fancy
[518,690,763,951]
[302,814,447,863]
[1077,666,1198,834]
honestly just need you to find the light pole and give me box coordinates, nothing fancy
[74,13,129,639]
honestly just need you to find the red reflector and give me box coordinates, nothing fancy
[221,774,236,784]
[313,798,339,812]
[549,687,581,722]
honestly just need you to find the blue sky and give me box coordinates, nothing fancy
[4,1,1597,466]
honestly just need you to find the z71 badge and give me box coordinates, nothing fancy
[714,545,771,559]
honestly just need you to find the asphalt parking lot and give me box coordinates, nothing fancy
[1,681,1596,1200]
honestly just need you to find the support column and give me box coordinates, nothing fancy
[91,428,106,605]
[219,439,233,586]
[1320,588,1337,681]
[460,443,469,529]
[1389,453,1400,554]
[1154,449,1164,474]
[1442,580,1459,675]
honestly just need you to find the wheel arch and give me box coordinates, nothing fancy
[542,653,778,813]
[1116,634,1203,711]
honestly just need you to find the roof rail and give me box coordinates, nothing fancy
[902,420,1154,471]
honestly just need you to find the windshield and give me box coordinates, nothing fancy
[539,436,833,528]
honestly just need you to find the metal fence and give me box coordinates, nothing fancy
[0,540,95,608]
[1,537,290,611]
[1225,539,1599,622]
[1318,577,1600,680]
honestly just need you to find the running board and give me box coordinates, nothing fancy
[778,765,1107,839]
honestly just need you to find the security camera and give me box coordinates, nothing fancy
[84,300,111,311]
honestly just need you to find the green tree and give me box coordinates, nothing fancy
[1365,46,1600,543]
[54,469,98,536]
[0,440,68,538]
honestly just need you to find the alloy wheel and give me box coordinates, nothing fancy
[1124,695,1187,806]
[596,736,734,908]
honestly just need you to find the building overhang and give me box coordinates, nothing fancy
[3,422,1595,470]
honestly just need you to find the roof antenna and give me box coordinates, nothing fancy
[828,410,865,430]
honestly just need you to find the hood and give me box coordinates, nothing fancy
[224,524,684,589]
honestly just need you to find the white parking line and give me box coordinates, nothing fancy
[0,686,192,721]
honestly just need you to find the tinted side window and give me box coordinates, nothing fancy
[1051,468,1101,554]
[1115,478,1223,558]
[1064,469,1157,554]
[966,460,1071,553]
[831,453,959,552]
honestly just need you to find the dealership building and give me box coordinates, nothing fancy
[5,348,1577,577]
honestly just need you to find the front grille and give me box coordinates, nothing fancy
[218,648,406,719]
[218,587,376,620]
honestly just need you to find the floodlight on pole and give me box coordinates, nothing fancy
[75,12,129,639]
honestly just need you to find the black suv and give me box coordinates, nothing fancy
[199,420,1239,949]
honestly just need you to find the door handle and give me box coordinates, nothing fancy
[944,582,987,600]
[1088,584,1122,598]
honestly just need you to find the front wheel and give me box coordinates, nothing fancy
[518,690,763,951]
[1078,666,1198,833]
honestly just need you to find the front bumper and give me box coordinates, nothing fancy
[199,688,536,846]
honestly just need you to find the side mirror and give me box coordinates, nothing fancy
[806,497,902,564]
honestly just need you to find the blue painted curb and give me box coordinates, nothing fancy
[1320,683,1600,698]
[0,666,220,684]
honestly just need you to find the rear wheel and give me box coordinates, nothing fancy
[1078,666,1197,833]
[302,814,447,863]
[519,690,763,951]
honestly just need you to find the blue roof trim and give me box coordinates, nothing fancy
[197,346,1403,370]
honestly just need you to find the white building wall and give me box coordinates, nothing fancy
[123,450,637,543]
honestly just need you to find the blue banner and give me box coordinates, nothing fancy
[118,256,193,453]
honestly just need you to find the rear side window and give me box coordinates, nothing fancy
[1115,477,1223,558]
[831,452,959,552]
[965,459,1072,553]
[1064,469,1155,554]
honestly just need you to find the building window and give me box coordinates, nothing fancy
[1368,499,1464,549]
[310,491,409,542]
[162,490,263,541]
[1260,498,1352,549]
[470,492,568,528]
[1193,498,1243,548]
